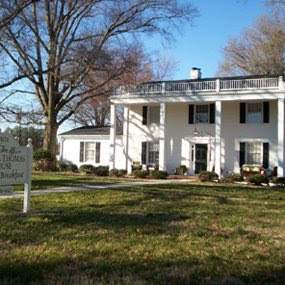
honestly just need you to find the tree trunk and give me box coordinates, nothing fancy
[43,113,58,162]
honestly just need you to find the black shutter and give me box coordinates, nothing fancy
[240,142,245,167]
[263,102,270,123]
[141,142,147,164]
[210,103,215,124]
[79,142,84,162]
[263,142,269,169]
[142,106,148,125]
[189,104,194,124]
[95,142,100,163]
[240,102,246,124]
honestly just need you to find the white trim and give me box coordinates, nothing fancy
[109,104,116,170]
[215,100,221,177]
[159,103,166,170]
[59,135,122,140]
[111,92,285,106]
[189,136,213,174]
[278,98,285,176]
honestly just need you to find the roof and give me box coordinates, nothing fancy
[59,126,123,136]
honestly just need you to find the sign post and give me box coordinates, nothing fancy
[23,139,33,213]
[0,134,33,213]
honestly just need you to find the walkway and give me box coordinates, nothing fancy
[0,179,195,200]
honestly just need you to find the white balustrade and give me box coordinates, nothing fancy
[115,77,280,95]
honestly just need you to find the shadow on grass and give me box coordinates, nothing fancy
[0,183,285,284]
[0,255,284,285]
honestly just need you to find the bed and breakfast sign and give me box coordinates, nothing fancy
[0,133,33,213]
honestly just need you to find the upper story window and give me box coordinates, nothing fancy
[149,106,160,124]
[195,104,209,123]
[188,103,215,124]
[142,106,160,125]
[247,103,262,123]
[240,102,270,124]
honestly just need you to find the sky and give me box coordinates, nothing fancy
[1,0,272,133]
[144,0,268,80]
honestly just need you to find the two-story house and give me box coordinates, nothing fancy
[59,68,285,177]
[109,68,285,177]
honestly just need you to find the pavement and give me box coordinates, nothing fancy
[0,179,194,200]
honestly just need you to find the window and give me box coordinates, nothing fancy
[240,142,269,168]
[189,103,215,124]
[247,103,262,123]
[148,142,159,164]
[85,142,95,162]
[79,141,101,163]
[246,142,262,164]
[240,102,270,124]
[149,106,160,124]
[141,141,159,165]
[195,104,209,123]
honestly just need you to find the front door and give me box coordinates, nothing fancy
[195,144,208,174]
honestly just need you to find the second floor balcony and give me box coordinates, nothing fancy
[114,75,283,97]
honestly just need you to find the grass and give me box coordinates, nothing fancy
[14,172,130,191]
[0,183,285,284]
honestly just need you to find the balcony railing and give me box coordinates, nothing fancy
[114,76,281,95]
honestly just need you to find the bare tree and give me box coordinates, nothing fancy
[217,12,285,76]
[72,46,178,127]
[0,0,197,160]
[0,0,39,30]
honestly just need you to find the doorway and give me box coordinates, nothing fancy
[195,144,208,174]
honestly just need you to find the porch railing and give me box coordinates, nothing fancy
[114,76,281,95]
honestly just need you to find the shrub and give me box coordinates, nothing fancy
[67,164,78,172]
[248,174,269,186]
[132,170,148,178]
[150,170,168,179]
[33,148,56,171]
[34,148,54,162]
[58,163,68,171]
[79,164,95,173]
[177,165,187,175]
[109,168,127,177]
[272,177,285,186]
[198,171,219,182]
[94,166,109,176]
[223,173,244,183]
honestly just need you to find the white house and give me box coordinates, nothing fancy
[60,69,285,177]
[59,126,126,169]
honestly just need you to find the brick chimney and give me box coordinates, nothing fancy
[190,67,202,80]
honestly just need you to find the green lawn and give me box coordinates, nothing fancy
[0,183,285,284]
[14,172,129,191]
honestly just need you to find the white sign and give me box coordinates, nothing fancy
[0,135,27,185]
[0,134,33,213]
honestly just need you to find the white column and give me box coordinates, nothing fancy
[123,107,131,173]
[109,104,116,170]
[59,137,64,162]
[278,98,285,177]
[215,101,222,177]
[159,103,166,171]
